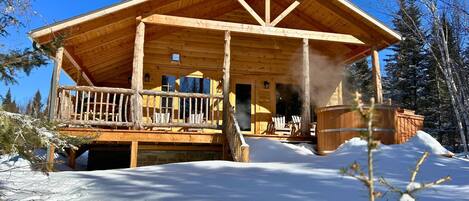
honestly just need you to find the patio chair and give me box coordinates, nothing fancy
[188,113,205,132]
[272,116,290,134]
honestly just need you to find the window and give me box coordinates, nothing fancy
[179,77,211,119]
[276,84,302,122]
[161,75,176,114]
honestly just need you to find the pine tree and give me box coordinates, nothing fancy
[1,89,19,113]
[30,90,43,118]
[384,0,426,111]
[345,59,373,103]
[0,1,47,85]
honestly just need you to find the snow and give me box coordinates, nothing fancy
[1,131,469,201]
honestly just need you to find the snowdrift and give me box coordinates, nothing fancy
[1,131,468,201]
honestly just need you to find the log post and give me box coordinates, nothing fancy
[68,149,76,169]
[130,141,139,168]
[222,30,231,134]
[301,38,311,136]
[48,47,64,120]
[46,144,55,171]
[131,18,145,129]
[371,47,383,103]
[265,0,271,25]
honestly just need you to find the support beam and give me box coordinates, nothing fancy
[131,19,145,129]
[265,0,271,25]
[301,38,311,136]
[46,144,55,171]
[142,14,365,45]
[63,48,94,86]
[237,0,266,26]
[130,141,139,168]
[270,0,301,27]
[371,47,383,103]
[222,30,231,135]
[67,149,76,169]
[49,47,64,120]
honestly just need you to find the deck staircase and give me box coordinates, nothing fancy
[225,107,250,162]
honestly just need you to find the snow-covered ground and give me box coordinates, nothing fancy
[1,131,468,201]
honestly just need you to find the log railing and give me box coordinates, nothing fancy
[55,86,223,129]
[140,90,223,129]
[56,86,134,127]
[226,106,250,162]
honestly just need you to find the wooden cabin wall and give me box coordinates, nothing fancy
[141,29,343,134]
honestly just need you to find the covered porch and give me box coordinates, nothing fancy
[30,0,403,168]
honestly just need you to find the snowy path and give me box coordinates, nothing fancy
[1,131,469,201]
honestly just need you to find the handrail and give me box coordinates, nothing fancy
[226,106,250,162]
[55,85,223,129]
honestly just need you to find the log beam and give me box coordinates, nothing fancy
[371,47,383,103]
[63,48,95,86]
[67,149,76,169]
[142,14,365,45]
[301,38,311,136]
[237,0,266,26]
[271,0,301,27]
[131,19,145,129]
[222,30,231,135]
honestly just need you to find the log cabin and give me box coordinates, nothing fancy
[29,0,424,170]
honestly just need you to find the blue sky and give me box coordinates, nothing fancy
[0,0,397,106]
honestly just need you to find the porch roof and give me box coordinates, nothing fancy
[29,0,400,86]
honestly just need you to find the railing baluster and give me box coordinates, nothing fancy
[93,92,97,121]
[146,95,150,123]
[183,97,186,123]
[152,95,156,124]
[119,93,124,122]
[189,97,192,124]
[171,96,175,123]
[112,93,117,122]
[124,95,129,122]
[86,91,91,121]
[105,93,110,122]
[74,90,79,121]
[205,97,210,123]
[80,91,85,121]
[99,92,103,121]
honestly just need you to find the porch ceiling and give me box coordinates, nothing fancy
[29,0,400,87]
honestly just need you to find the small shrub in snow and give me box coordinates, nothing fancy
[0,110,90,171]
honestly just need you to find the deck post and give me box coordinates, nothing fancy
[301,38,311,136]
[67,149,76,169]
[222,30,231,134]
[130,141,139,168]
[131,18,145,129]
[371,47,383,103]
[46,144,55,171]
[48,47,64,120]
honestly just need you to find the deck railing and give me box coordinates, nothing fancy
[140,90,223,129]
[55,85,223,129]
[226,106,250,162]
[57,86,134,127]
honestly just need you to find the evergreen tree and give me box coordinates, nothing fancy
[30,90,43,118]
[345,59,373,102]
[0,0,47,85]
[1,89,19,113]
[384,0,426,111]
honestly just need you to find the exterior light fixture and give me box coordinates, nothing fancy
[263,81,270,89]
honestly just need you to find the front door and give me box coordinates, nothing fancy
[235,84,252,131]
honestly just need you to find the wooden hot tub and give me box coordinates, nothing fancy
[316,105,424,155]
